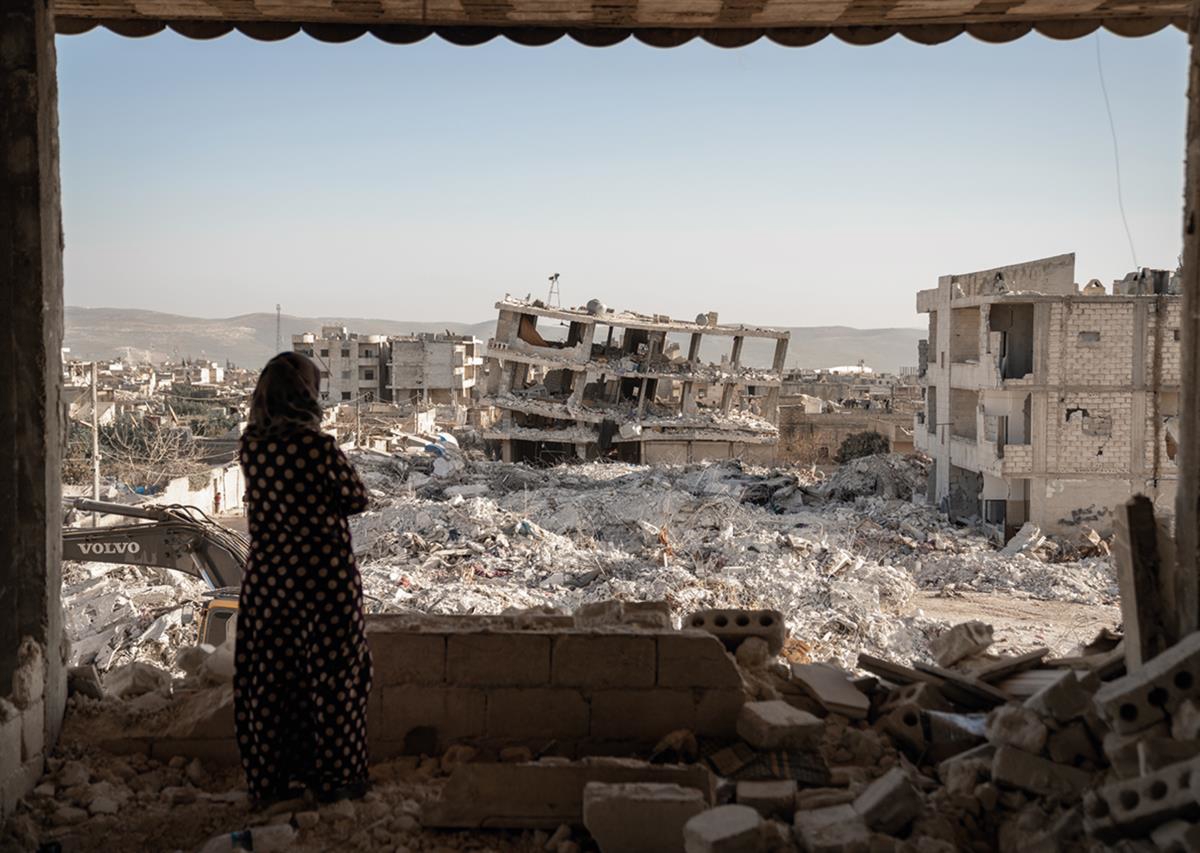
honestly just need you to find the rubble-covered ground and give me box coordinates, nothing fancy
[61,452,1119,679]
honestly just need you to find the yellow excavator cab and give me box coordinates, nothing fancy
[198,589,240,647]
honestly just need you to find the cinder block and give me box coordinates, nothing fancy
[1025,670,1096,723]
[658,633,742,690]
[736,779,796,818]
[20,700,43,763]
[793,803,870,853]
[929,621,993,667]
[592,690,696,740]
[552,635,656,689]
[683,804,763,853]
[486,688,589,739]
[736,701,822,751]
[1082,755,1200,841]
[368,631,446,686]
[0,712,21,785]
[685,609,786,654]
[447,633,550,687]
[852,767,922,834]
[695,690,744,737]
[584,782,707,853]
[992,745,1092,798]
[377,685,486,745]
[1093,631,1200,734]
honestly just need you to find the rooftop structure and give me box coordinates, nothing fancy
[483,297,789,465]
[916,253,1181,542]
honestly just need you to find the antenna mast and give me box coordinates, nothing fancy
[547,273,561,308]
[275,304,282,353]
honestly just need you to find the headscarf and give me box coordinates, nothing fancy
[243,352,323,440]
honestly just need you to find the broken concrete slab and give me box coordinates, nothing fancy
[792,803,870,853]
[735,779,797,819]
[973,648,1049,684]
[992,746,1092,798]
[736,701,823,751]
[683,804,764,853]
[421,759,716,829]
[1024,670,1097,723]
[986,705,1049,754]
[583,782,706,853]
[789,663,869,720]
[852,767,922,834]
[929,621,994,668]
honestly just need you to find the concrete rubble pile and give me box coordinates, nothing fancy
[10,589,1191,853]
[347,450,1116,665]
[57,451,1118,682]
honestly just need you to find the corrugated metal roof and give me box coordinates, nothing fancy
[54,0,1187,45]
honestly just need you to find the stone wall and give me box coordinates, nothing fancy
[92,614,748,766]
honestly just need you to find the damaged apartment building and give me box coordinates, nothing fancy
[483,297,789,465]
[293,327,482,407]
[916,252,1181,541]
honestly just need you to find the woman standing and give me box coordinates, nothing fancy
[235,352,372,805]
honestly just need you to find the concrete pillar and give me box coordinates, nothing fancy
[0,0,67,742]
[1176,2,1200,642]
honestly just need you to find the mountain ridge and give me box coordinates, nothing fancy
[65,306,924,373]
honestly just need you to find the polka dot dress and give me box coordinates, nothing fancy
[234,429,373,802]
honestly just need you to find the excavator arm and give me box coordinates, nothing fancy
[63,499,248,589]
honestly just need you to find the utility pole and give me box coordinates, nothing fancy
[91,361,100,527]
[355,396,361,448]
[275,304,282,354]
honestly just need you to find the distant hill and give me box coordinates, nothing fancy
[64,307,924,373]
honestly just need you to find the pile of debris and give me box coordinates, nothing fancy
[57,451,1119,681]
[15,605,1181,853]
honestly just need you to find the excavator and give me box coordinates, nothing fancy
[62,498,246,646]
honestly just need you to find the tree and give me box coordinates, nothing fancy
[835,431,891,463]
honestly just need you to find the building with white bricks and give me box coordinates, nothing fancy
[292,326,388,404]
[915,253,1180,542]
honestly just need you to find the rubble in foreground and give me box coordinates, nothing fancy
[59,452,1119,677]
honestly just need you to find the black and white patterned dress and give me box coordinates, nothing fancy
[234,428,372,802]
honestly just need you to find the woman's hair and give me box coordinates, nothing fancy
[244,352,323,439]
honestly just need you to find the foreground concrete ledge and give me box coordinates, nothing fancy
[421,758,716,829]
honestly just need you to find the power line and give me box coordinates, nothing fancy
[1094,33,1139,271]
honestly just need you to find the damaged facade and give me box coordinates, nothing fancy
[916,253,1181,541]
[483,297,789,465]
[388,333,483,406]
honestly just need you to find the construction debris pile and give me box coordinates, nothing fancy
[11,599,1196,853]
[346,451,1115,666]
[56,452,1120,681]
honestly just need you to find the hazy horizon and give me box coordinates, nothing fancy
[57,29,1188,328]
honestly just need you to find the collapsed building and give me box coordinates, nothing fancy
[483,297,789,465]
[916,253,1181,542]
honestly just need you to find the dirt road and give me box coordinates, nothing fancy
[911,589,1120,658]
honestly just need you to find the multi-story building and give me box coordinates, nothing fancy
[483,296,789,465]
[915,253,1180,542]
[293,326,387,403]
[388,333,483,405]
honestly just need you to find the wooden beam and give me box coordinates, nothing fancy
[1115,495,1170,669]
[1176,1,1200,643]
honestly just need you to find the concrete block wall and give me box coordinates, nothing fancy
[365,619,745,757]
[0,642,49,825]
[1056,302,1135,387]
[1047,392,1132,475]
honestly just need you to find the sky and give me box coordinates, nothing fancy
[57,27,1188,329]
